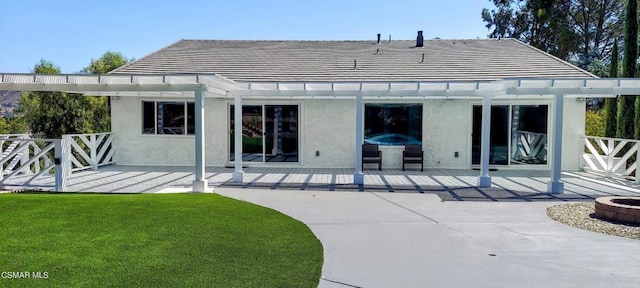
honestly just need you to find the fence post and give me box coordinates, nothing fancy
[606,139,614,177]
[62,136,72,176]
[54,139,68,192]
[90,134,97,170]
[20,141,30,175]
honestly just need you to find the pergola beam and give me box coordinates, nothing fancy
[0,84,205,93]
[232,89,493,98]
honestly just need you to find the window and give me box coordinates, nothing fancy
[364,104,422,146]
[141,101,195,135]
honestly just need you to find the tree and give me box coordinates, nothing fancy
[605,41,619,137]
[567,0,624,67]
[82,51,131,74]
[16,59,113,138]
[81,51,132,131]
[482,0,577,60]
[617,0,637,139]
[482,0,624,68]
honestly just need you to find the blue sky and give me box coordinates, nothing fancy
[0,0,496,73]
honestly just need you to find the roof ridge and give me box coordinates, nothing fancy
[178,38,501,43]
[110,39,187,74]
[508,38,597,78]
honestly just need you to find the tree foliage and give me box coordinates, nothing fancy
[15,53,129,138]
[482,0,623,67]
[482,0,577,60]
[605,41,619,137]
[0,117,27,134]
[617,0,637,139]
[82,51,131,74]
[586,109,606,136]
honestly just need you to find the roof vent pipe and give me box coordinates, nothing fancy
[416,30,424,47]
[388,35,391,44]
[377,33,381,44]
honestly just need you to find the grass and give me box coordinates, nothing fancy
[0,193,323,287]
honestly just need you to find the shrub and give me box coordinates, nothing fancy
[585,109,605,137]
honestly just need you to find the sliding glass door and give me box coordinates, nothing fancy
[230,105,299,163]
[510,105,548,165]
[472,105,509,165]
[264,105,299,162]
[230,105,263,162]
[472,104,548,166]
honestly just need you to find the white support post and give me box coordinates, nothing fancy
[232,92,244,183]
[192,89,208,192]
[547,94,564,193]
[54,139,67,192]
[354,94,364,184]
[477,94,492,187]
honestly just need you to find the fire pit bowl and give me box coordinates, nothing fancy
[594,196,640,224]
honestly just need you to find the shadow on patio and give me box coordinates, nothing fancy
[27,166,634,202]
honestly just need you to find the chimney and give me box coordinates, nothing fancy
[416,30,424,47]
[377,33,381,44]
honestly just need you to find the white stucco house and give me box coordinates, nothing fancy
[109,34,593,188]
[5,31,640,193]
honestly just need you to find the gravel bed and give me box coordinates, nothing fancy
[546,202,640,240]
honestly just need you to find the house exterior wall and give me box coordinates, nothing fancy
[424,100,470,169]
[301,99,356,168]
[111,96,585,171]
[561,98,586,171]
[112,97,196,166]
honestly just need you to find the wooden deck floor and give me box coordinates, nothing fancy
[4,166,639,201]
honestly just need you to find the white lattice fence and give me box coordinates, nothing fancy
[581,136,640,183]
[63,133,115,173]
[0,135,67,191]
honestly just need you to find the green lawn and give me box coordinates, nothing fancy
[0,193,323,287]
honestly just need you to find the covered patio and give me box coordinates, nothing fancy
[3,73,640,194]
[3,165,640,201]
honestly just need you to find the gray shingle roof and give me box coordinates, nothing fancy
[112,38,595,82]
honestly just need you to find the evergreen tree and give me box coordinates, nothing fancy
[605,41,618,137]
[617,0,637,139]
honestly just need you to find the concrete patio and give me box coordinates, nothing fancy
[4,165,640,200]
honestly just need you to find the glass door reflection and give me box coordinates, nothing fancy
[230,105,299,163]
[230,105,263,162]
[472,105,510,165]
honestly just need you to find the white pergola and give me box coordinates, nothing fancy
[2,73,639,193]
